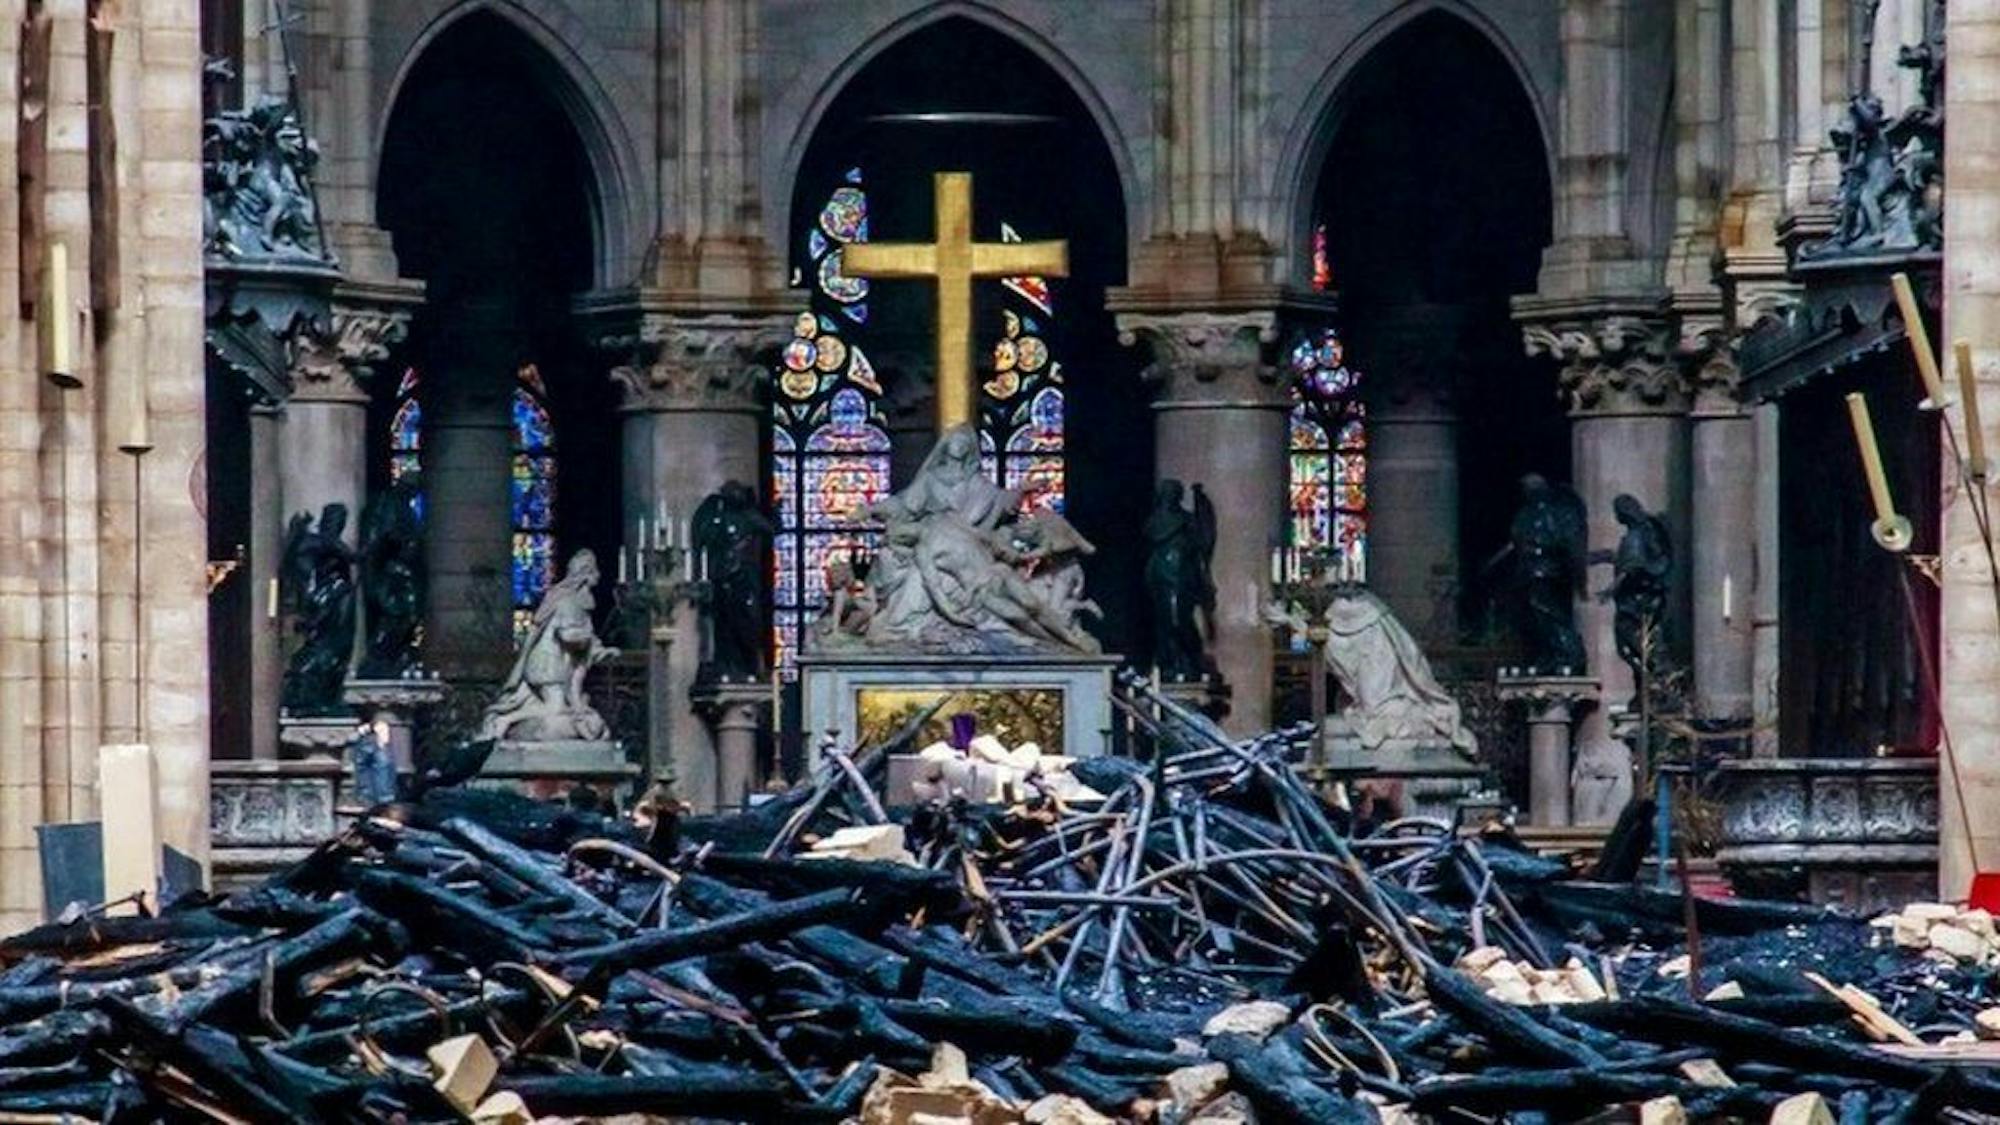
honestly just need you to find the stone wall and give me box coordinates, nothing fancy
[0,0,209,933]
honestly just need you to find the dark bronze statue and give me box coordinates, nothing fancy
[1805,22,1944,259]
[1492,474,1588,675]
[202,96,330,264]
[1143,479,1217,679]
[694,480,777,679]
[356,481,425,679]
[281,503,356,714]
[1593,493,1674,690]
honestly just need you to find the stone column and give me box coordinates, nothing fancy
[1681,328,1756,721]
[424,297,520,683]
[1940,0,2000,896]
[713,698,762,811]
[1523,311,1692,741]
[1118,311,1286,734]
[1356,306,1468,638]
[281,300,410,548]
[600,305,790,809]
[248,405,284,761]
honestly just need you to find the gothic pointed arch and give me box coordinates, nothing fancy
[768,14,1141,666]
[376,0,646,286]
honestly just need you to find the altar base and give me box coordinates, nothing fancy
[798,652,1121,762]
[343,676,446,774]
[475,740,642,805]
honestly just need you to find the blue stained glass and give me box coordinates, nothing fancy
[511,455,556,527]
[513,388,555,452]
[845,303,868,324]
[392,398,422,453]
[395,367,420,398]
[808,228,829,260]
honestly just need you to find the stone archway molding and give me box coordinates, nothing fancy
[375,0,650,289]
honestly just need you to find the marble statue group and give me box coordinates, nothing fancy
[814,424,1101,656]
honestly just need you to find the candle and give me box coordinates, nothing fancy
[618,546,628,584]
[1891,272,1948,407]
[1721,574,1733,622]
[653,517,665,550]
[41,242,75,387]
[1269,548,1281,585]
[636,541,647,583]
[1957,339,1988,480]
[636,516,648,553]
[266,577,279,620]
[771,676,783,735]
[658,499,669,536]
[1846,392,1898,527]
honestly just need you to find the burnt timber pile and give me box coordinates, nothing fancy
[3,687,1999,1123]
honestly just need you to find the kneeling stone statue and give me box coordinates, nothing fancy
[1272,586,1477,760]
[480,549,619,742]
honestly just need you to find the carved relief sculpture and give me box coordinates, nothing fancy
[202,96,330,265]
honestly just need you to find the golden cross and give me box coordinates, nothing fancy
[842,171,1068,432]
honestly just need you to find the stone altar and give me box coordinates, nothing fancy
[1716,757,1938,911]
[800,421,1120,761]
[799,652,1119,763]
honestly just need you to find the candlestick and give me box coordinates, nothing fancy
[41,241,76,387]
[1957,339,1987,480]
[1846,391,1913,551]
[1891,272,1948,408]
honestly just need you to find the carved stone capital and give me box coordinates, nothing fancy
[599,312,792,414]
[287,303,410,404]
[1116,310,1284,407]
[1521,312,1687,416]
[1675,320,1747,416]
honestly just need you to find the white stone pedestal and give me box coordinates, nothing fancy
[477,741,642,805]
[1496,672,1601,827]
[278,715,354,762]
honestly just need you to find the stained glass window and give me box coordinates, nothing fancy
[771,170,890,669]
[512,364,558,640]
[982,225,1066,514]
[389,367,424,518]
[1311,223,1333,292]
[1287,328,1367,578]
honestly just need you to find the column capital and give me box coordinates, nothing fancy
[1518,303,1688,417]
[1116,309,1286,408]
[591,305,792,415]
[1675,319,1748,417]
[286,299,412,404]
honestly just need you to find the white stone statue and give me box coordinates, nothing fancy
[1274,587,1476,759]
[480,549,619,742]
[816,424,1100,656]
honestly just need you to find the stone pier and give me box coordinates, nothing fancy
[1117,310,1288,735]
[1940,0,2000,897]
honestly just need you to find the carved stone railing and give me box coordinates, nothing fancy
[1715,757,1937,912]
[209,759,349,889]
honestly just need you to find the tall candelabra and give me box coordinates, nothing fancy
[610,513,710,642]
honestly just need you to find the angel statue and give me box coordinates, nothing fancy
[1592,493,1674,693]
[280,503,357,715]
[356,481,425,679]
[1143,479,1216,679]
[693,480,776,680]
[1485,473,1588,674]
[480,549,619,742]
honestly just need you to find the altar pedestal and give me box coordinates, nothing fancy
[475,741,642,804]
[691,679,771,813]
[797,653,1121,762]
[1496,672,1600,827]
